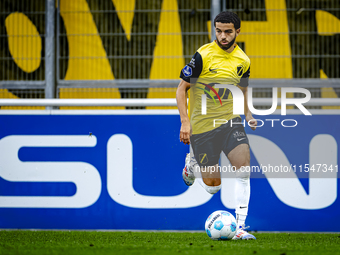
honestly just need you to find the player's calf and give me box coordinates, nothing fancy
[235,168,251,228]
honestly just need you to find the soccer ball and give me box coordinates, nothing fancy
[205,210,237,240]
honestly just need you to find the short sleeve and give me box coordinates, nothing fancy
[180,52,203,83]
[239,66,250,87]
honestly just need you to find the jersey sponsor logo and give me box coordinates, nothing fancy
[182,65,192,77]
[197,82,223,106]
[237,137,246,142]
[209,67,218,73]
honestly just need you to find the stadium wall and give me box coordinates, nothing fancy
[0,111,339,232]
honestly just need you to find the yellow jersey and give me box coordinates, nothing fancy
[180,41,251,135]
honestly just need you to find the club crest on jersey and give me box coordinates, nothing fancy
[182,65,192,77]
[237,65,245,77]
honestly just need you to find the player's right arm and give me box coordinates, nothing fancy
[176,80,191,145]
[176,52,203,145]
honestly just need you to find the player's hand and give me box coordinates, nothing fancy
[180,120,191,145]
[246,114,257,131]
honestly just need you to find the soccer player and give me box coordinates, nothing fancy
[176,11,257,240]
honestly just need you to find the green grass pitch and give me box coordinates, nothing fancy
[0,231,339,255]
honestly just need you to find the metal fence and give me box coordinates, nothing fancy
[0,0,340,109]
[0,0,46,102]
[56,0,212,108]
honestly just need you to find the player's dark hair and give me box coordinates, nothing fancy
[214,11,241,30]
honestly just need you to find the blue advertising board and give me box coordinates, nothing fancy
[0,113,339,231]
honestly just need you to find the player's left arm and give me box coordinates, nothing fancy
[237,66,257,131]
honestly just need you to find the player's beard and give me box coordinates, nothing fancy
[217,35,236,51]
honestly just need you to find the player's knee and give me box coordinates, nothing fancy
[202,178,221,194]
[233,159,250,171]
